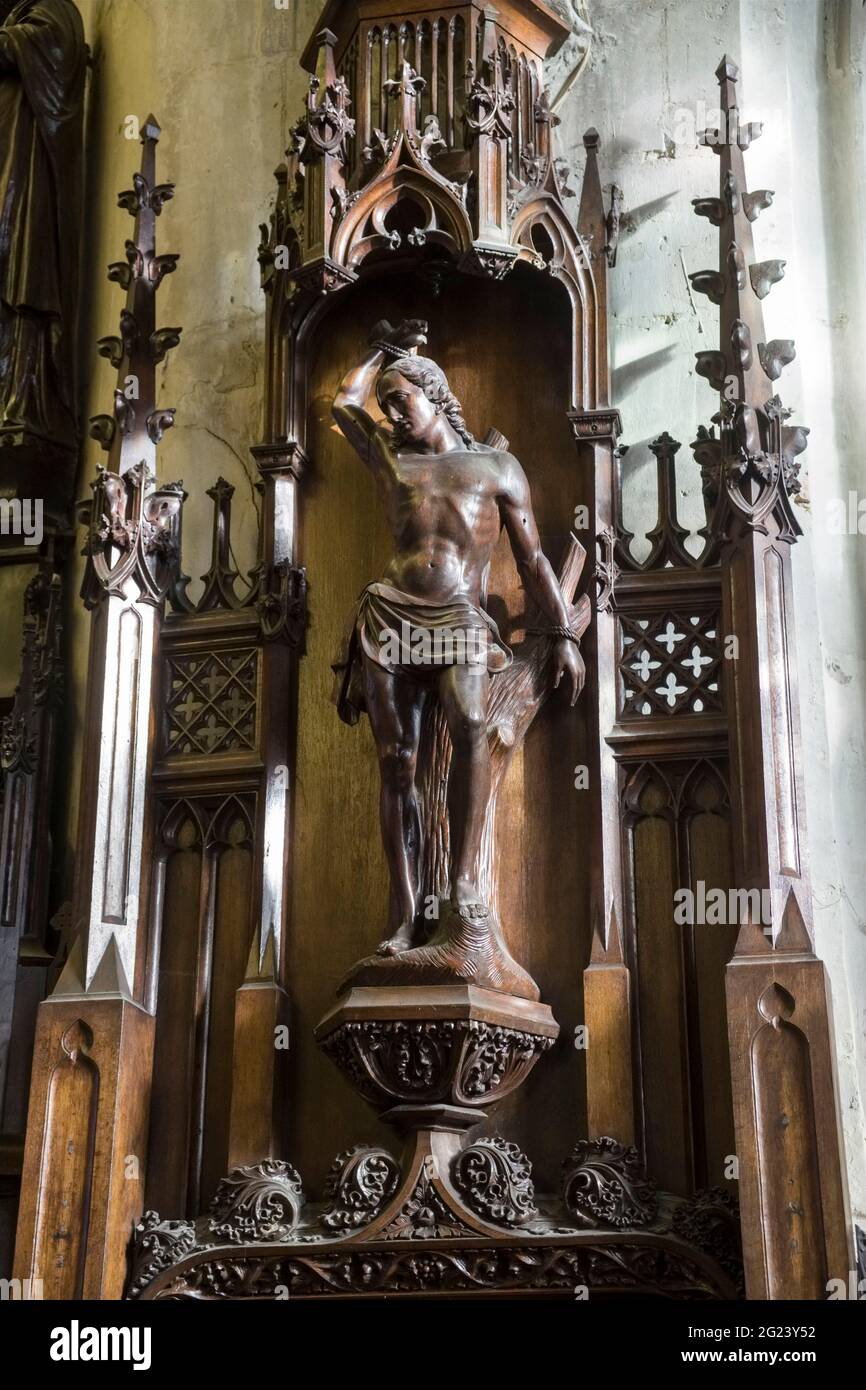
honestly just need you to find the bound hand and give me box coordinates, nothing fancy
[551,638,585,707]
[369,318,428,356]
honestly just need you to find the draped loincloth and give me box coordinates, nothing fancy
[331,581,512,726]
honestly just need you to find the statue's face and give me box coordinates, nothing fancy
[377,369,439,449]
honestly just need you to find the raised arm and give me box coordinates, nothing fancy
[332,318,429,468]
[332,345,387,465]
[499,455,585,704]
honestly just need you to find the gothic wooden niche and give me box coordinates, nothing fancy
[606,429,737,1203]
[123,5,740,1302]
[9,7,854,1304]
[143,478,286,1220]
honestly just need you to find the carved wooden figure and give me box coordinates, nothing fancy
[0,0,86,515]
[330,317,587,997]
[246,7,621,1225]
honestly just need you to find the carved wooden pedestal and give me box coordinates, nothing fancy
[316,986,557,1238]
[317,985,558,1124]
[128,985,741,1300]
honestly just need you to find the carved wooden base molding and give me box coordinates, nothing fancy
[128,1155,741,1301]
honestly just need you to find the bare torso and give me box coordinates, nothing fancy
[371,428,508,605]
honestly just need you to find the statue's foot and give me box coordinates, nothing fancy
[450,878,489,921]
[338,896,541,1002]
[376,920,417,956]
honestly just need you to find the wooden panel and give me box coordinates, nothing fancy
[201,835,253,1204]
[32,1022,98,1299]
[146,818,201,1216]
[291,266,590,1193]
[763,547,800,877]
[623,757,737,1197]
[727,953,854,1298]
[583,956,633,1140]
[685,768,737,1190]
[146,798,254,1216]
[15,998,154,1300]
[753,1009,825,1298]
[628,770,691,1194]
[0,568,33,699]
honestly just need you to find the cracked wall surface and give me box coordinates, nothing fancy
[60,0,865,1224]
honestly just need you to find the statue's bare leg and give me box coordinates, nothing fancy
[438,663,491,913]
[363,654,424,954]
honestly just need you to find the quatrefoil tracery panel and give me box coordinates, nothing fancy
[618,611,723,719]
[164,649,259,755]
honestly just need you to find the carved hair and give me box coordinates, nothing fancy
[377,353,478,450]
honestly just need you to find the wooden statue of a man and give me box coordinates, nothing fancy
[0,0,86,460]
[332,318,584,958]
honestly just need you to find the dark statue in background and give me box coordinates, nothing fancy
[331,319,589,999]
[0,0,85,465]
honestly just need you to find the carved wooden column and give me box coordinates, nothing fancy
[226,442,306,1170]
[13,119,184,1300]
[464,6,514,256]
[689,58,853,1298]
[570,130,634,1147]
[220,34,317,1173]
[225,39,317,1169]
[290,28,355,293]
